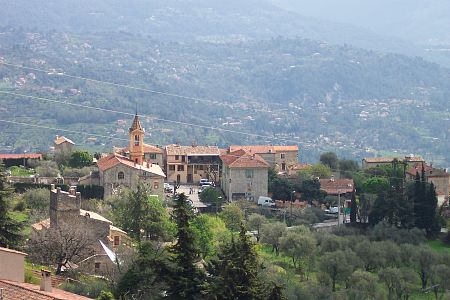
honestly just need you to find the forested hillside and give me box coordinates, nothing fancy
[1,28,450,165]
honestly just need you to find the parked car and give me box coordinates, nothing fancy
[257,196,276,207]
[199,179,214,187]
[164,183,174,193]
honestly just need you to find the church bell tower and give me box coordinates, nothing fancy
[129,114,144,165]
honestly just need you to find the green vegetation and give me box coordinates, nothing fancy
[9,166,34,177]
[427,240,450,254]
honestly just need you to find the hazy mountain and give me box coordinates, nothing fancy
[270,0,450,46]
[1,0,448,65]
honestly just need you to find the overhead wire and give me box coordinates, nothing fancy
[0,90,303,144]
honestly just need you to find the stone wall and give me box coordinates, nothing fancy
[224,168,268,202]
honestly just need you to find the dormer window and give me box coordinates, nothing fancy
[134,135,140,146]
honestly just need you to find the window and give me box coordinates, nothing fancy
[245,169,254,178]
[149,153,157,159]
[169,164,175,171]
[154,181,159,190]
[282,163,286,171]
[95,262,101,271]
[175,155,179,160]
[114,236,120,246]
[177,165,184,171]
[198,165,204,170]
[118,171,125,180]
[134,135,140,146]
[181,156,186,162]
[281,153,286,159]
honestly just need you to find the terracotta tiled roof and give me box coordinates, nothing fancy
[221,150,270,169]
[0,279,91,300]
[165,145,220,156]
[54,136,74,145]
[229,145,299,154]
[97,153,165,177]
[0,153,42,159]
[406,163,449,177]
[273,145,299,151]
[129,114,143,132]
[228,145,275,154]
[116,143,163,154]
[288,163,312,171]
[319,178,354,195]
[363,156,424,163]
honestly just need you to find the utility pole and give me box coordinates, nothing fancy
[337,190,341,226]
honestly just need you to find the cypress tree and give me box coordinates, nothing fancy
[167,193,205,299]
[0,163,22,248]
[350,191,357,223]
[206,224,267,300]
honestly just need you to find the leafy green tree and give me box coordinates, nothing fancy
[379,267,418,300]
[297,163,332,180]
[205,224,266,300]
[167,193,205,299]
[279,231,316,279]
[430,264,450,300]
[68,150,93,168]
[319,250,360,291]
[219,203,245,232]
[355,240,385,272]
[320,152,338,170]
[191,214,214,258]
[110,185,173,242]
[347,270,386,300]
[260,222,286,255]
[97,291,114,300]
[23,188,50,213]
[199,187,223,210]
[115,241,170,300]
[413,245,439,289]
[268,168,293,200]
[247,213,267,242]
[0,163,23,248]
[362,177,389,194]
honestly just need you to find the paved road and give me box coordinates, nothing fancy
[177,185,208,209]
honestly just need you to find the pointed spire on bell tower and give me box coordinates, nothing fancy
[129,110,144,165]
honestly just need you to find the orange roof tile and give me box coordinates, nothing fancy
[54,136,74,145]
[97,153,165,177]
[221,150,270,169]
[0,279,91,300]
[165,145,220,156]
[228,145,275,154]
[319,178,354,195]
[273,145,299,151]
[0,153,42,159]
[406,163,449,178]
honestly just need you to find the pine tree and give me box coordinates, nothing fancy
[0,163,22,248]
[167,193,205,299]
[350,191,357,223]
[206,224,267,300]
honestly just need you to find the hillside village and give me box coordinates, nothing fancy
[0,114,449,299]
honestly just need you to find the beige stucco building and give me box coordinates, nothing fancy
[97,115,166,198]
[220,149,270,202]
[0,247,27,283]
[228,145,299,173]
[406,163,449,206]
[362,155,424,169]
[165,145,221,184]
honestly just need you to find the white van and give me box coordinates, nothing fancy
[257,196,276,207]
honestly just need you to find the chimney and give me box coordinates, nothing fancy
[50,184,55,190]
[40,270,52,292]
[69,186,76,196]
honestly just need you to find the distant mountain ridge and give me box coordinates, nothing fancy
[1,0,448,65]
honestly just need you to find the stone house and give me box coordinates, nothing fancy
[31,186,129,275]
[228,145,299,173]
[0,247,90,299]
[406,163,449,206]
[165,144,221,184]
[220,149,270,202]
[53,135,74,155]
[319,178,355,200]
[362,155,424,169]
[96,114,166,198]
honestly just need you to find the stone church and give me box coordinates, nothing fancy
[97,114,166,198]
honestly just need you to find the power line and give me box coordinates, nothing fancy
[0,119,129,141]
[0,90,302,144]
[0,61,229,106]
